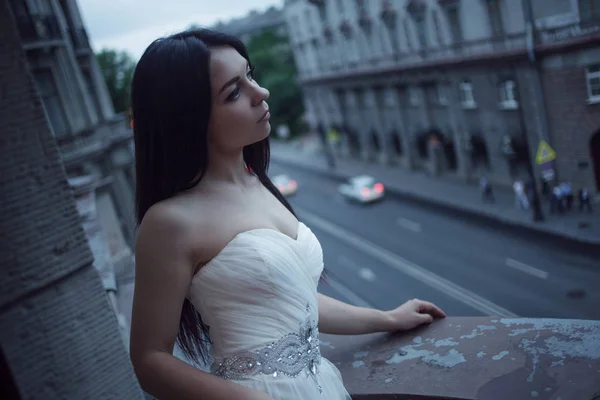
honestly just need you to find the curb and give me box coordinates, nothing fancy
[270,155,600,254]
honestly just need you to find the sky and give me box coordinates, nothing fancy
[78,0,283,60]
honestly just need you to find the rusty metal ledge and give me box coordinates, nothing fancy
[320,317,600,400]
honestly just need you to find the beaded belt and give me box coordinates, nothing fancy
[212,306,322,393]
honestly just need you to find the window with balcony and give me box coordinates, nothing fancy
[485,0,504,37]
[579,0,600,22]
[33,69,68,136]
[499,79,519,109]
[586,65,600,103]
[459,81,476,109]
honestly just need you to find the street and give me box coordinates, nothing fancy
[269,162,600,321]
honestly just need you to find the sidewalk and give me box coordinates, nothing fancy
[270,140,600,246]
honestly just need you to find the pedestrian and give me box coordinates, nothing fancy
[550,185,564,214]
[128,28,445,400]
[579,188,593,213]
[480,176,495,203]
[540,175,551,199]
[513,178,529,210]
[559,181,574,211]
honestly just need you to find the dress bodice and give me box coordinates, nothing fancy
[187,222,323,360]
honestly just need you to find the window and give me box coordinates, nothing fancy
[444,4,463,43]
[304,10,313,36]
[291,16,301,41]
[459,81,476,108]
[414,16,428,49]
[81,68,102,119]
[336,0,345,15]
[437,84,448,105]
[408,86,420,106]
[499,80,518,109]
[485,0,504,37]
[586,65,600,103]
[579,0,600,21]
[433,11,444,46]
[403,18,413,50]
[384,88,396,107]
[355,0,366,13]
[33,69,68,136]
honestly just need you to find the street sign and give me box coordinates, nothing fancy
[539,161,555,181]
[540,162,555,181]
[535,140,556,164]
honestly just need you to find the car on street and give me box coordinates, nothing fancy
[273,174,298,197]
[338,175,385,203]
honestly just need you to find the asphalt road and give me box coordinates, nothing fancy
[269,162,600,321]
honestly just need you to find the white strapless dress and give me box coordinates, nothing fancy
[187,222,351,399]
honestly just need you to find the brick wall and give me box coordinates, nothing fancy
[542,65,600,190]
[0,2,142,398]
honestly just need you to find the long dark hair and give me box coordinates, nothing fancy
[131,29,297,365]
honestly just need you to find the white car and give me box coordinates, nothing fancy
[338,175,385,203]
[273,174,298,197]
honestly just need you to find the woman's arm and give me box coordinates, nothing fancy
[130,206,274,400]
[317,293,446,335]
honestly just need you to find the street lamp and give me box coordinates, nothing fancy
[511,64,545,222]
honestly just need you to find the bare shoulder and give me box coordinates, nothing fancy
[135,199,199,274]
[136,195,234,272]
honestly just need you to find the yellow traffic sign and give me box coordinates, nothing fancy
[535,140,556,164]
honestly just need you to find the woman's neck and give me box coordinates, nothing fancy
[204,150,252,185]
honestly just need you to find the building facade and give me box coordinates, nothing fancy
[6,0,137,341]
[211,6,287,43]
[7,0,137,238]
[1,1,143,398]
[283,0,600,191]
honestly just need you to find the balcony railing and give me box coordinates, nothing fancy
[15,13,62,44]
[59,114,132,166]
[321,317,600,399]
[538,18,600,46]
[298,32,528,82]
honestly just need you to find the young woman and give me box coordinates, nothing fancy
[129,29,446,400]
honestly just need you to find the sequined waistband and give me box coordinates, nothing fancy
[211,322,321,382]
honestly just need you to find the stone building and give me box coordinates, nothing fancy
[284,0,600,191]
[6,0,137,325]
[0,1,143,398]
[7,0,137,243]
[211,6,287,43]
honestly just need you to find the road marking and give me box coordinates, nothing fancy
[299,208,517,317]
[324,275,374,309]
[397,217,422,233]
[358,268,377,282]
[505,258,549,280]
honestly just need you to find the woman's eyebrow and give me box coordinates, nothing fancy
[218,62,250,94]
[219,76,240,94]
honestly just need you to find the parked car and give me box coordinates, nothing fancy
[338,175,385,203]
[273,174,298,197]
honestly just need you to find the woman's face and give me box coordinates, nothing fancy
[208,46,271,153]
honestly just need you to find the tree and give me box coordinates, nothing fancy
[246,29,305,137]
[96,49,136,114]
